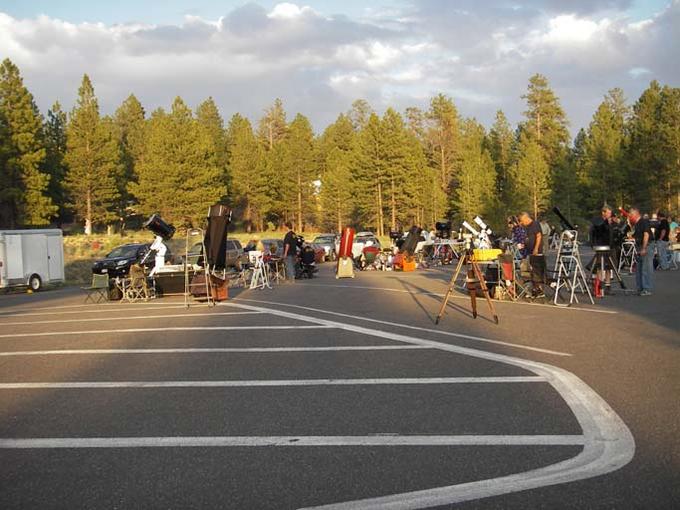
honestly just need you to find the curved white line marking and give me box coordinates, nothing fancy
[221,302,635,509]
[231,298,571,357]
[299,282,618,315]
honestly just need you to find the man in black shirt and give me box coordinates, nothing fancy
[282,222,297,282]
[629,207,653,295]
[519,212,545,298]
[656,211,671,270]
[590,206,616,291]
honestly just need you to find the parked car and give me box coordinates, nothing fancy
[309,243,327,263]
[261,239,284,257]
[226,239,246,268]
[187,239,246,269]
[92,243,171,278]
[351,232,381,258]
[312,234,338,261]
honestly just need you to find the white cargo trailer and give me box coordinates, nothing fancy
[0,229,65,291]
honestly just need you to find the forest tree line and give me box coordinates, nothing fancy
[0,57,678,235]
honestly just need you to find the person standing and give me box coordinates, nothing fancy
[590,206,616,292]
[282,222,297,282]
[519,212,545,298]
[508,216,527,259]
[539,216,551,255]
[656,211,671,270]
[629,207,654,295]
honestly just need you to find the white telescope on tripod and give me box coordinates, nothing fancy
[474,216,492,235]
[474,216,493,248]
[462,221,480,237]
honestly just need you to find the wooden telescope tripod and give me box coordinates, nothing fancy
[435,241,499,325]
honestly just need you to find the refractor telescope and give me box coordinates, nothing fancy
[462,221,480,237]
[462,216,492,249]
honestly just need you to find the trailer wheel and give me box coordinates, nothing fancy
[29,274,42,291]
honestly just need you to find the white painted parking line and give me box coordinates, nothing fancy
[0,305,198,319]
[233,299,572,357]
[0,325,334,339]
[0,376,544,389]
[0,435,586,449]
[222,302,634,509]
[0,345,431,356]
[0,301,186,316]
[0,311,264,326]
[301,283,618,315]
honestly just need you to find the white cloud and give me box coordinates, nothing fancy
[542,15,605,43]
[267,3,314,20]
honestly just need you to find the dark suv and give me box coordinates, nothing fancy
[92,243,172,278]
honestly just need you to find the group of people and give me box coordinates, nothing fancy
[596,207,678,296]
[244,222,316,282]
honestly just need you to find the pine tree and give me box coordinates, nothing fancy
[43,101,68,224]
[348,99,373,131]
[196,97,229,191]
[521,74,570,168]
[488,110,514,197]
[317,114,354,162]
[626,81,663,210]
[353,113,387,235]
[511,135,551,219]
[404,107,426,141]
[656,86,680,213]
[226,114,270,232]
[408,134,439,228]
[450,119,497,222]
[0,58,56,227]
[578,88,629,212]
[130,97,226,227]
[113,94,146,224]
[279,114,316,231]
[426,94,460,218]
[319,147,353,231]
[381,108,419,230]
[64,75,122,234]
[258,99,287,149]
[317,114,355,229]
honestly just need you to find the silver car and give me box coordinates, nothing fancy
[312,234,338,261]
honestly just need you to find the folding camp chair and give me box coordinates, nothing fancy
[123,264,153,302]
[83,273,110,303]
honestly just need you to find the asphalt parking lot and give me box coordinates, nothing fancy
[0,263,678,509]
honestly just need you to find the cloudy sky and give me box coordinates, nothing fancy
[0,0,677,138]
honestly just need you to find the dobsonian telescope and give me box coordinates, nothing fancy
[552,206,576,231]
[141,214,176,275]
